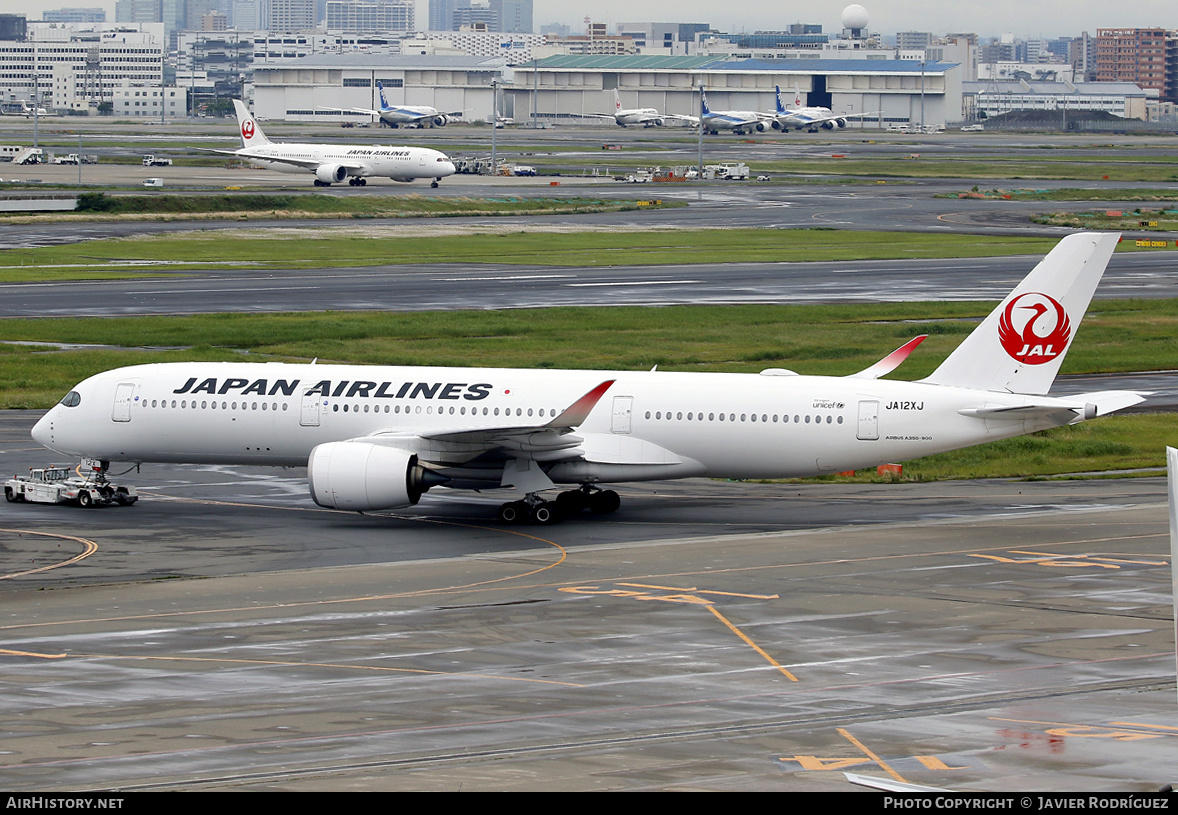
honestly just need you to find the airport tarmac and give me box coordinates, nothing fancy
[0,410,1174,792]
[0,124,1176,792]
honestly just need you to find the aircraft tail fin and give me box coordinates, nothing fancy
[613,88,622,112]
[921,232,1119,396]
[700,88,711,116]
[232,100,269,148]
[377,81,390,110]
[775,85,786,115]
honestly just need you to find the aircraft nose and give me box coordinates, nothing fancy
[438,158,456,177]
[31,409,54,448]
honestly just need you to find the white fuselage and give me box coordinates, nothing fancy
[379,106,444,127]
[615,108,663,126]
[239,142,455,181]
[32,361,1073,486]
[703,110,764,132]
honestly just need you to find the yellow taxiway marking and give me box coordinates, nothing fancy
[992,716,1178,741]
[837,727,911,785]
[0,527,98,580]
[707,605,797,682]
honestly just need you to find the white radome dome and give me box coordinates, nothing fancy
[841,4,869,30]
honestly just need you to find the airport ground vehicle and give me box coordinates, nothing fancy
[142,155,172,167]
[5,465,137,507]
[52,153,80,165]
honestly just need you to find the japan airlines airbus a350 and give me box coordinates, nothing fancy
[29,234,1144,525]
[213,100,456,187]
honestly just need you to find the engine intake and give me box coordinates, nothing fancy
[308,442,443,511]
[315,164,348,184]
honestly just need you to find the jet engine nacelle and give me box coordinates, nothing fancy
[821,120,836,130]
[432,114,449,127]
[315,164,348,184]
[652,117,664,127]
[771,120,784,130]
[755,121,768,132]
[308,442,437,511]
[835,118,848,128]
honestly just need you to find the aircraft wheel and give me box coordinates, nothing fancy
[555,490,587,515]
[589,490,620,516]
[498,501,526,524]
[359,178,366,186]
[530,502,562,525]
[431,181,439,188]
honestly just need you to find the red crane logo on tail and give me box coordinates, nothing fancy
[998,292,1071,365]
[241,120,255,141]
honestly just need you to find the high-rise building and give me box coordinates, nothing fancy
[269,0,316,30]
[326,0,413,32]
[43,8,107,23]
[1094,28,1169,99]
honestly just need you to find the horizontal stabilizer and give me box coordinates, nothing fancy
[958,390,1147,425]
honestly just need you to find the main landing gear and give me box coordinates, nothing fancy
[348,177,367,186]
[496,486,620,526]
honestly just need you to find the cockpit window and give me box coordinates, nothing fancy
[60,391,81,407]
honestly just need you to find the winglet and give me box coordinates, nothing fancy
[546,380,614,429]
[848,336,927,380]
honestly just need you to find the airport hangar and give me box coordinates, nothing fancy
[251,54,963,129]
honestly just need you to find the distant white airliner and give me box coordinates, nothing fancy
[771,85,876,131]
[20,101,50,117]
[28,234,1143,525]
[590,89,698,128]
[212,100,456,187]
[700,88,770,135]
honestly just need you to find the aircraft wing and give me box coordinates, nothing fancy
[664,113,700,125]
[344,380,616,465]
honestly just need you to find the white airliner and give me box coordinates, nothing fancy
[700,88,770,135]
[771,85,875,132]
[212,100,456,187]
[334,81,458,129]
[20,101,51,117]
[590,89,698,128]
[29,233,1144,525]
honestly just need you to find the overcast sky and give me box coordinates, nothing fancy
[20,1,1177,40]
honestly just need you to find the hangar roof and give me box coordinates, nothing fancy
[531,56,960,74]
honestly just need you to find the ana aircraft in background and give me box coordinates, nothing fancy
[210,100,455,187]
[29,234,1143,526]
[771,85,876,131]
[590,89,698,128]
[700,88,770,135]
[335,81,460,128]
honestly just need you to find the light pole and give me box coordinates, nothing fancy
[490,79,498,177]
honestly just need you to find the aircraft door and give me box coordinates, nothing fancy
[300,389,321,427]
[857,400,879,441]
[112,382,136,422]
[611,396,633,434]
